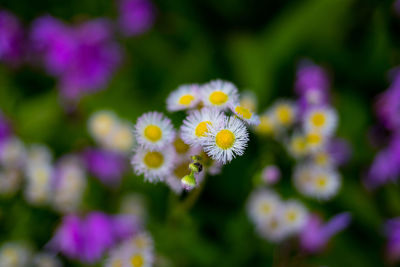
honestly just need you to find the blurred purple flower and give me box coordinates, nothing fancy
[300,212,351,253]
[50,211,139,263]
[327,138,352,166]
[0,10,25,66]
[375,75,400,133]
[295,60,330,115]
[31,16,122,101]
[118,0,156,36]
[385,218,400,263]
[261,165,280,185]
[365,135,400,188]
[83,148,126,185]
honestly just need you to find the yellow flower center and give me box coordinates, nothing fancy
[93,114,114,136]
[311,112,326,127]
[215,129,235,149]
[286,211,297,222]
[130,254,144,267]
[143,152,164,168]
[256,116,274,135]
[260,203,271,214]
[315,175,328,189]
[315,152,328,166]
[292,136,307,153]
[209,91,228,105]
[174,161,191,179]
[235,106,252,119]
[195,121,211,137]
[178,94,195,105]
[306,132,322,145]
[173,138,190,154]
[276,105,293,125]
[144,125,162,142]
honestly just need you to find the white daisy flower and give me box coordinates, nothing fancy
[239,90,257,112]
[247,189,282,225]
[27,144,52,163]
[308,167,341,200]
[255,215,288,243]
[105,121,135,153]
[254,111,277,136]
[52,156,87,213]
[131,145,175,182]
[202,116,249,164]
[180,107,224,146]
[172,135,201,160]
[293,164,315,197]
[88,110,118,142]
[312,150,333,168]
[166,84,201,111]
[200,80,239,109]
[122,248,153,267]
[0,137,26,168]
[287,132,308,158]
[304,130,327,153]
[134,112,175,151]
[25,160,54,205]
[280,200,308,235]
[130,232,154,252]
[230,103,260,126]
[270,100,297,128]
[0,242,31,267]
[304,106,338,135]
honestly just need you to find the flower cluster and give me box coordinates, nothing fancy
[0,242,62,267]
[0,3,156,102]
[247,189,308,242]
[131,80,255,191]
[366,68,400,188]
[254,60,350,200]
[49,211,142,263]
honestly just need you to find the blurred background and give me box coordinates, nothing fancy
[0,0,399,266]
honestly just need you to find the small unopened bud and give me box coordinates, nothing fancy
[189,162,202,173]
[181,173,196,190]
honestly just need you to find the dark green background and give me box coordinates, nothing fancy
[0,0,398,266]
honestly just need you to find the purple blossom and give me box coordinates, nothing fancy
[300,212,351,253]
[375,75,400,133]
[31,16,122,101]
[385,218,400,263]
[295,60,330,116]
[327,138,352,166]
[118,0,156,36]
[50,212,140,263]
[365,135,400,188]
[261,165,280,185]
[83,148,126,185]
[0,10,25,66]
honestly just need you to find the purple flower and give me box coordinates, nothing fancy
[261,165,280,185]
[118,0,156,36]
[300,212,351,253]
[0,10,25,66]
[385,218,400,263]
[365,135,400,188]
[327,138,352,166]
[50,212,139,263]
[375,75,400,133]
[83,148,126,185]
[295,60,330,116]
[31,16,122,101]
